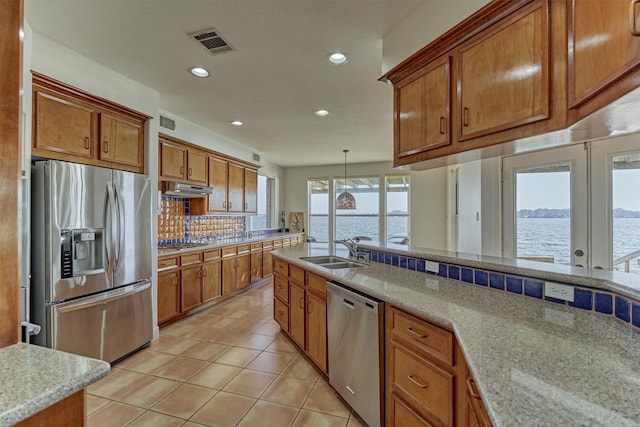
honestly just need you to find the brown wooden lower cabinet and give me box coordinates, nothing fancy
[157,269,180,324]
[250,250,263,283]
[272,257,328,375]
[181,264,202,312]
[386,304,492,427]
[202,259,221,302]
[16,390,85,427]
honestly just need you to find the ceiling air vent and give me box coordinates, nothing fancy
[159,115,176,132]
[190,28,233,55]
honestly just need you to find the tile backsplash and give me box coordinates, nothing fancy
[157,196,281,246]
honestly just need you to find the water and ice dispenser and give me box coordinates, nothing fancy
[60,229,105,278]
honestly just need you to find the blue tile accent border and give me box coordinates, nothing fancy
[367,248,640,333]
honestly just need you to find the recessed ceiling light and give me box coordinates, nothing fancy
[328,53,348,65]
[315,109,329,117]
[189,67,210,78]
[230,120,244,126]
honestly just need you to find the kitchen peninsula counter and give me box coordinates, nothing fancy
[274,243,640,426]
[0,343,109,426]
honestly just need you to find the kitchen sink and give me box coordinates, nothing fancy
[299,256,367,269]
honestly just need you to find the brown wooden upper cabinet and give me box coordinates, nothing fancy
[244,168,258,213]
[160,137,208,185]
[396,55,451,160]
[457,1,549,141]
[32,72,148,173]
[208,156,229,212]
[227,163,245,213]
[568,0,640,110]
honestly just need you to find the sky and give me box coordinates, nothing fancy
[517,169,640,211]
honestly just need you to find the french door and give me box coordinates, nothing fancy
[502,133,640,273]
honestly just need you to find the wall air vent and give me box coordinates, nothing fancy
[159,115,176,132]
[189,28,234,55]
[252,152,261,163]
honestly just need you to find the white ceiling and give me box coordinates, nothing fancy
[25,0,425,167]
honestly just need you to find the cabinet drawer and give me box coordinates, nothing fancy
[262,240,273,250]
[203,249,221,261]
[390,392,434,427]
[157,256,179,271]
[273,238,283,248]
[274,297,289,331]
[289,265,304,285]
[181,252,202,266]
[222,246,237,257]
[237,244,250,254]
[274,259,288,277]
[251,242,263,252]
[392,344,454,426]
[306,272,326,297]
[274,274,289,304]
[282,237,291,247]
[391,307,454,366]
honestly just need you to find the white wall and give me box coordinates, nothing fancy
[282,161,448,249]
[381,0,490,73]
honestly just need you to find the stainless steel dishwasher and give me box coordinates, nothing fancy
[326,281,384,427]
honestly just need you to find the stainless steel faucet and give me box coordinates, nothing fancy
[334,239,358,258]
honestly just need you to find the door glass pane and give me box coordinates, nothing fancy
[386,176,410,244]
[335,177,380,241]
[516,166,571,264]
[249,175,271,230]
[612,154,640,274]
[309,179,329,242]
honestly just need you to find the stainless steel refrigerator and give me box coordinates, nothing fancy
[30,160,153,363]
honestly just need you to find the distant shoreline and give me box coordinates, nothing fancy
[518,208,640,219]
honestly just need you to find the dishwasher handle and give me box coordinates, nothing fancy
[343,298,355,309]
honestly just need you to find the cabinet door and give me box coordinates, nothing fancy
[397,56,451,158]
[458,2,549,140]
[289,282,306,349]
[157,271,180,324]
[160,140,187,180]
[99,113,144,171]
[306,292,327,373]
[236,254,251,290]
[263,250,273,277]
[390,393,433,427]
[187,149,208,185]
[208,157,229,212]
[181,265,202,312]
[244,168,258,213]
[569,0,640,108]
[222,258,237,295]
[251,251,263,283]
[33,90,96,160]
[202,260,221,302]
[228,163,245,212]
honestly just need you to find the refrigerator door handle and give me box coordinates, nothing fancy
[104,184,115,280]
[113,184,124,273]
[55,281,151,313]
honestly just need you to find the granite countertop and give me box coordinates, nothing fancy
[157,232,302,257]
[274,244,640,426]
[0,343,110,426]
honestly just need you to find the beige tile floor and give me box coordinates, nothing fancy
[87,281,366,427]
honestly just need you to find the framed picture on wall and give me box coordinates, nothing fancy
[289,212,304,233]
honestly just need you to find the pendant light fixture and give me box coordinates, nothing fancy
[336,149,356,210]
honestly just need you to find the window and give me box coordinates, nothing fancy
[249,175,273,230]
[306,174,410,244]
[309,179,329,242]
[386,176,410,244]
[335,177,380,241]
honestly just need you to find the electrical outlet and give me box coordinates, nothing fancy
[544,282,574,302]
[425,261,439,273]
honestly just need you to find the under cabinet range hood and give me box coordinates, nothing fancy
[162,182,213,198]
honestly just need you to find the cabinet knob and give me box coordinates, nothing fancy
[180,166,184,175]
[223,201,226,209]
[466,377,482,400]
[299,297,304,309]
[408,374,429,389]
[631,0,640,36]
[189,167,193,177]
[307,301,312,313]
[172,276,177,285]
[439,116,445,135]
[463,107,470,127]
[229,201,232,209]
[103,140,109,153]
[407,327,428,339]
[84,137,90,150]
[245,203,248,210]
